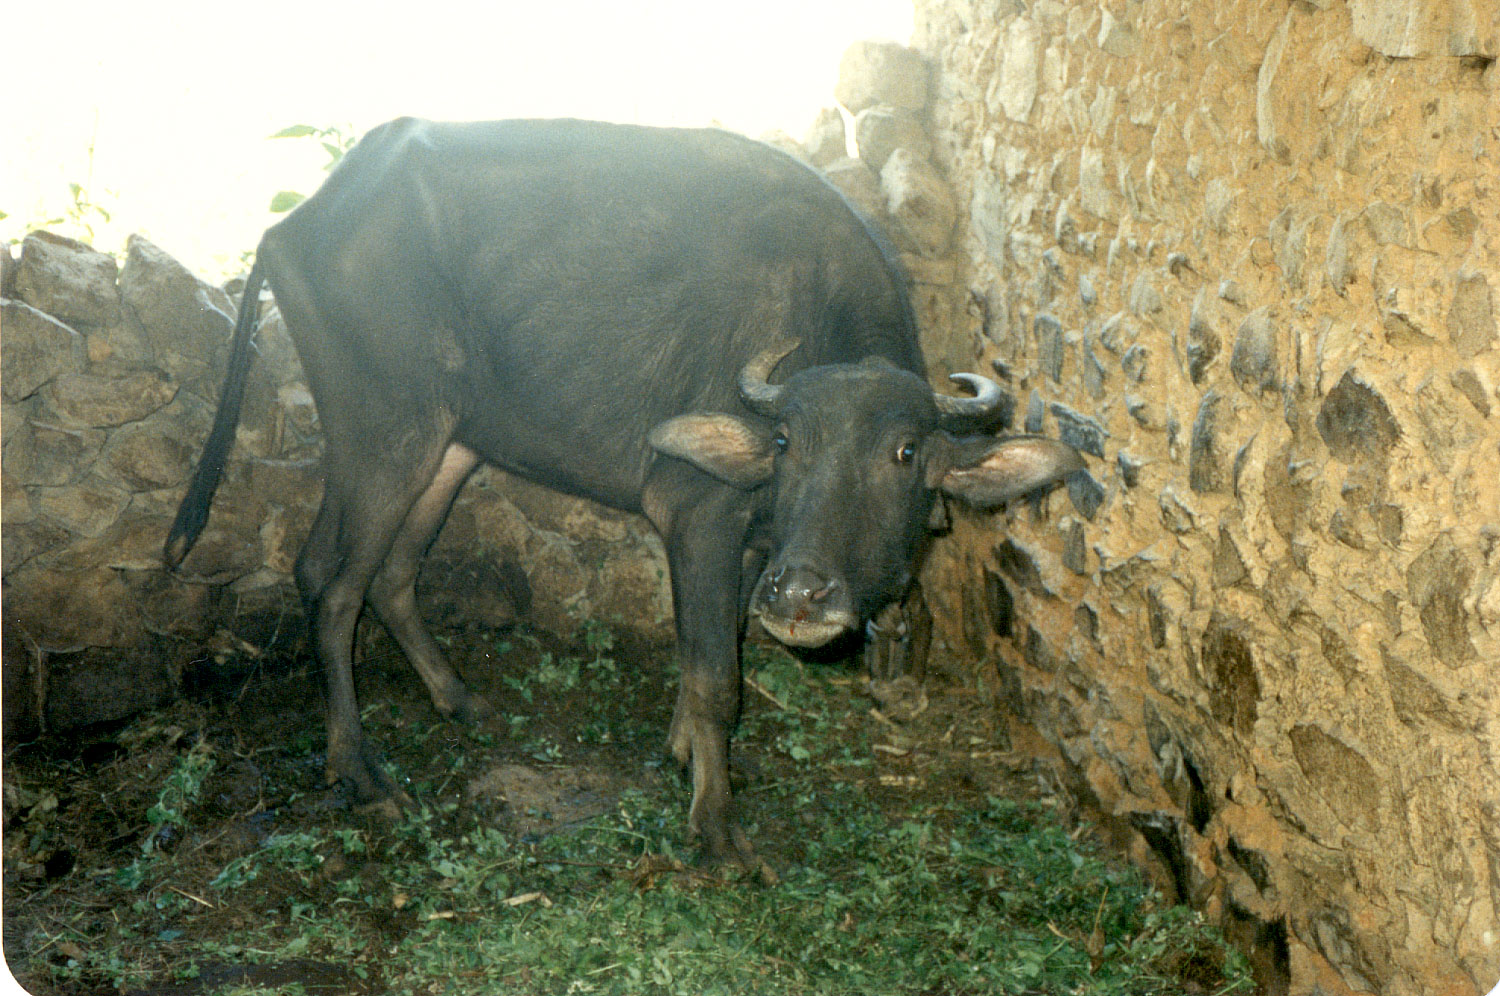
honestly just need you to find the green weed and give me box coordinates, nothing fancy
[27,632,1254,996]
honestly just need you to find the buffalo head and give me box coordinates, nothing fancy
[649,342,1084,648]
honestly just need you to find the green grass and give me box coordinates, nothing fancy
[25,636,1253,996]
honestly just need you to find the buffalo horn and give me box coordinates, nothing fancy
[738,339,800,415]
[934,372,1006,420]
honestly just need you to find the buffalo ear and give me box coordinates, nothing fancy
[648,413,774,489]
[932,434,1084,509]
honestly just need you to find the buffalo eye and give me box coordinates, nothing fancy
[772,429,789,454]
[895,442,917,464]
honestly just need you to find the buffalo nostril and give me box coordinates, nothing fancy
[810,580,837,603]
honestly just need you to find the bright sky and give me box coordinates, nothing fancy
[4,1,912,277]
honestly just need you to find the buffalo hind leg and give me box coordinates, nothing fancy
[366,443,491,724]
[296,441,453,811]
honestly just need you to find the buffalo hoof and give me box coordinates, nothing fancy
[444,690,494,726]
[327,739,413,812]
[698,847,780,887]
[696,822,778,886]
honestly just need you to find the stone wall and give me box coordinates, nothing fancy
[890,2,1500,994]
[1,231,672,734]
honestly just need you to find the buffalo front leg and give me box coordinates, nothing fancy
[653,479,766,876]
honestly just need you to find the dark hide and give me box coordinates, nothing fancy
[166,117,1082,874]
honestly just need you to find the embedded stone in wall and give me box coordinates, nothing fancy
[1269,208,1311,291]
[1049,402,1106,458]
[984,568,1014,640]
[1325,213,1358,294]
[1288,724,1380,831]
[1066,471,1104,521]
[1316,370,1400,463]
[992,17,1040,123]
[1349,0,1500,57]
[1096,10,1140,58]
[1203,614,1259,737]
[1447,270,1496,358]
[1407,534,1478,666]
[1450,368,1492,416]
[1187,288,1221,384]
[1189,391,1226,493]
[1256,13,1294,162]
[7,565,142,651]
[12,231,121,327]
[1078,148,1117,222]
[1034,314,1065,382]
[1229,308,1278,394]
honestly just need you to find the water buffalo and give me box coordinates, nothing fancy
[165,117,1082,873]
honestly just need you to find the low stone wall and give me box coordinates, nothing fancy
[894,3,1500,994]
[1,231,672,734]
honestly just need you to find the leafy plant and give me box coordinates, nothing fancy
[142,739,216,855]
[266,123,358,213]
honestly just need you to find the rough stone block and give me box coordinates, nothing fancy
[31,475,132,537]
[1096,10,1140,57]
[1048,402,1106,458]
[119,234,235,376]
[854,106,931,172]
[1,300,84,402]
[881,149,955,257]
[3,420,105,487]
[1288,724,1379,831]
[5,565,143,651]
[802,107,847,167]
[1187,288,1221,385]
[994,538,1048,596]
[819,157,885,225]
[45,369,177,428]
[12,231,121,327]
[1066,470,1105,521]
[835,41,931,115]
[99,419,195,491]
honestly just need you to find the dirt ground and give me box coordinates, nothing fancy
[2,618,1060,996]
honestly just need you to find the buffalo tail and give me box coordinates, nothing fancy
[162,256,267,570]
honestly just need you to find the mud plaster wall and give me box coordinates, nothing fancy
[897,2,1500,994]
